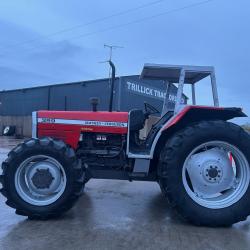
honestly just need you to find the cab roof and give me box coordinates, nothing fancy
[140,64,214,84]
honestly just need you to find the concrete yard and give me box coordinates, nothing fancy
[0,137,250,250]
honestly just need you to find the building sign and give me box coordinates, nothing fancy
[126,81,186,104]
[126,81,165,100]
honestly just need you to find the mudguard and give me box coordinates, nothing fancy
[163,105,246,131]
[149,105,246,159]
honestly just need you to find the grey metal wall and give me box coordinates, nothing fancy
[0,79,114,116]
[0,75,187,116]
[0,87,48,116]
[49,79,114,111]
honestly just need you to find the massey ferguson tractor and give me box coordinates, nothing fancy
[1,63,250,227]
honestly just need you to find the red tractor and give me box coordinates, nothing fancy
[1,63,250,227]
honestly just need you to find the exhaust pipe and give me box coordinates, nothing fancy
[89,97,99,112]
[108,60,115,112]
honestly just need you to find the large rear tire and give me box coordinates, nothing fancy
[159,120,250,227]
[0,137,85,219]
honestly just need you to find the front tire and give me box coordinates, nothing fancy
[0,137,85,219]
[159,120,250,227]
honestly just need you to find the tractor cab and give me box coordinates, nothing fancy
[128,64,220,157]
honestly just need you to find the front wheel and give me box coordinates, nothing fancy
[159,120,250,227]
[0,137,85,219]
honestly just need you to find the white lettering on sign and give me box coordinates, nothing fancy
[126,81,186,104]
[40,118,55,123]
[126,81,166,100]
[38,118,127,127]
[168,94,185,104]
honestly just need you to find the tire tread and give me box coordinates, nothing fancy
[159,120,250,227]
[0,137,85,220]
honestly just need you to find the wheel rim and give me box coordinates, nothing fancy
[182,141,250,209]
[15,155,67,206]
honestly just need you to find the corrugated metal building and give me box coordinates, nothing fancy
[0,75,187,136]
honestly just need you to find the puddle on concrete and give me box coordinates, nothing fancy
[0,137,250,250]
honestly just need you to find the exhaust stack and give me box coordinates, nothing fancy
[108,60,115,112]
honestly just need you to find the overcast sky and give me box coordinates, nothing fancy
[0,0,249,123]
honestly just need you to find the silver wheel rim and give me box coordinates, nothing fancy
[15,155,67,206]
[182,141,250,209]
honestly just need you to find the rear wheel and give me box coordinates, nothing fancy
[0,137,85,219]
[159,120,250,226]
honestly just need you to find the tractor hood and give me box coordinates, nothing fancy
[35,111,128,148]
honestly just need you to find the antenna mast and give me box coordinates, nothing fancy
[104,44,123,61]
[102,44,123,112]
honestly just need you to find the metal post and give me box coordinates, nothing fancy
[161,80,170,116]
[117,77,122,111]
[47,86,51,110]
[210,70,219,107]
[32,111,37,138]
[64,96,67,111]
[175,68,185,114]
[191,83,196,105]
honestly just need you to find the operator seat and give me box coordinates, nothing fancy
[145,111,174,148]
[129,109,146,131]
[128,109,174,154]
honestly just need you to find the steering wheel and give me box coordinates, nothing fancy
[144,102,160,118]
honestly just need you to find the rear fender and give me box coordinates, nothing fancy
[163,106,246,131]
[151,105,246,160]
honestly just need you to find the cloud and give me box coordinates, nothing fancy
[0,66,55,90]
[0,1,250,123]
[30,40,83,59]
[0,19,97,89]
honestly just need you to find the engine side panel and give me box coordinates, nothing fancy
[37,111,128,148]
